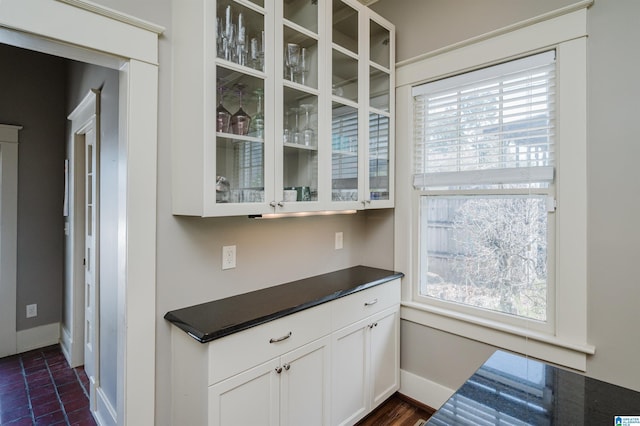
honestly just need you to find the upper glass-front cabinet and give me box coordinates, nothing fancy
[171,0,394,216]
[367,17,393,205]
[279,0,322,208]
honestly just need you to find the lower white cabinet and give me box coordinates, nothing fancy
[170,278,400,426]
[209,336,330,426]
[331,307,400,426]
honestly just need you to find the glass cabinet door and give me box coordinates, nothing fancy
[280,0,320,205]
[331,0,360,204]
[214,0,268,207]
[367,18,392,204]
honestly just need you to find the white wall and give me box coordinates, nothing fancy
[373,0,640,396]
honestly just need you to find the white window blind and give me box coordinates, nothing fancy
[412,51,556,189]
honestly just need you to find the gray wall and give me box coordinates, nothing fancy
[372,0,640,394]
[65,61,120,412]
[0,43,66,331]
[371,0,579,63]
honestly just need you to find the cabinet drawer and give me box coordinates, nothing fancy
[208,302,331,385]
[331,279,400,331]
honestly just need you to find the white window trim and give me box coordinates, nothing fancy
[394,7,594,371]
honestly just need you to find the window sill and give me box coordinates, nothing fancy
[401,301,595,371]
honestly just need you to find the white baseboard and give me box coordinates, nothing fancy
[16,322,60,353]
[399,369,455,410]
[94,386,117,426]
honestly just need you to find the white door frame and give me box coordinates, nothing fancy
[0,124,21,358]
[0,2,162,424]
[66,90,100,376]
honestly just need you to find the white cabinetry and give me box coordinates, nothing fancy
[331,307,399,426]
[170,279,400,425]
[171,0,394,216]
[209,336,330,426]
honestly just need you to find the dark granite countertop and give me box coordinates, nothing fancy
[164,265,403,343]
[427,350,640,425]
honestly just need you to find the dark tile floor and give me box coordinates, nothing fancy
[0,345,96,425]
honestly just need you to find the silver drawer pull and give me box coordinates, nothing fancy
[364,298,378,306]
[269,331,292,344]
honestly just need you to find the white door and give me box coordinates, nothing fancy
[331,319,369,426]
[369,308,400,408]
[280,337,331,426]
[208,358,281,426]
[83,123,99,398]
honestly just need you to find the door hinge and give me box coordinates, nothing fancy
[546,197,557,212]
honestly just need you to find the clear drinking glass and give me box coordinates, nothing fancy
[300,103,315,146]
[300,47,310,86]
[283,108,290,144]
[289,106,301,144]
[249,88,264,139]
[231,83,251,135]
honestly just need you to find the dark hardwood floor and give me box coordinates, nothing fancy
[356,393,435,426]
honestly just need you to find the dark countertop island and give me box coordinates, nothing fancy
[164,265,403,343]
[427,350,640,425]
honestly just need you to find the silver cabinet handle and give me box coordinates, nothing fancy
[283,364,290,371]
[364,298,378,306]
[277,201,285,207]
[269,201,277,208]
[269,331,292,344]
[275,366,283,374]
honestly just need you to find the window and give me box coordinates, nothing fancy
[396,8,593,370]
[412,52,556,328]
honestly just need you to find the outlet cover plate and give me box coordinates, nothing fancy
[335,232,344,250]
[222,245,236,270]
[26,304,37,318]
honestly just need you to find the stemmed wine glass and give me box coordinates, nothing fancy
[231,83,251,135]
[299,104,315,146]
[216,80,231,133]
[285,43,300,82]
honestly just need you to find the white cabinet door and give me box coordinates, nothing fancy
[369,308,400,407]
[331,306,400,426]
[280,337,330,426]
[331,318,369,426]
[209,358,280,426]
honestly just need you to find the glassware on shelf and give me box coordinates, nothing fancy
[249,88,264,139]
[250,30,265,71]
[236,12,247,66]
[300,104,315,146]
[285,43,301,82]
[283,108,290,144]
[289,106,301,144]
[231,83,251,136]
[300,47,310,86]
[216,81,231,133]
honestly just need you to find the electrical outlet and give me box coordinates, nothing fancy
[222,245,236,270]
[26,304,37,318]
[335,232,343,250]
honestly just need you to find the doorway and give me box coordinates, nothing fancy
[0,125,20,358]
[0,2,161,424]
